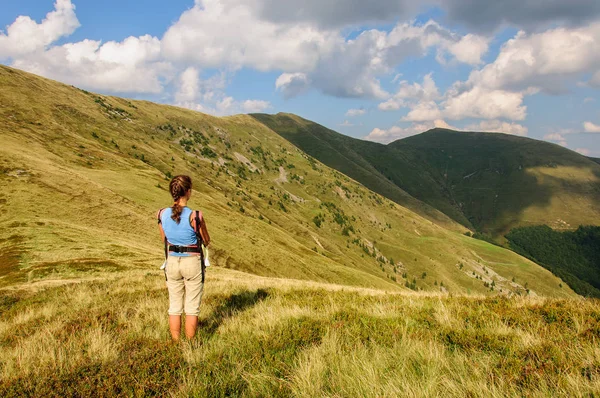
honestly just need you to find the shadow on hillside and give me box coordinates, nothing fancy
[199,288,269,338]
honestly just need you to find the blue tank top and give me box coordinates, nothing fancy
[161,207,197,257]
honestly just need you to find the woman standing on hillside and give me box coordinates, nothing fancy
[157,175,210,341]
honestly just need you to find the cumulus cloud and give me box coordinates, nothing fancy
[543,133,567,146]
[379,73,440,111]
[241,99,271,112]
[346,108,366,117]
[464,120,528,136]
[0,0,80,58]
[583,121,600,133]
[175,66,200,103]
[162,0,335,72]
[11,35,169,94]
[364,119,455,144]
[165,2,475,99]
[275,73,311,98]
[403,101,443,122]
[378,22,600,126]
[339,120,354,127]
[442,87,527,120]
[465,23,600,94]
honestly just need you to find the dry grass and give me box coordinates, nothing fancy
[1,267,599,397]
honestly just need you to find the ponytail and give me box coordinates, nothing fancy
[169,175,192,224]
[171,203,183,224]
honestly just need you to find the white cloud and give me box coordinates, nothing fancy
[466,23,600,94]
[443,87,527,120]
[161,1,489,93]
[584,97,595,103]
[340,120,354,127]
[380,73,526,123]
[174,66,199,103]
[364,119,455,143]
[162,0,335,72]
[446,34,490,65]
[0,0,80,58]
[544,133,565,141]
[11,35,169,94]
[346,108,366,117]
[465,120,528,136]
[403,101,443,122]
[583,121,600,133]
[241,99,271,113]
[379,73,440,111]
[543,133,568,146]
[275,72,311,98]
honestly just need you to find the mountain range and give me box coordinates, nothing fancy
[0,64,579,298]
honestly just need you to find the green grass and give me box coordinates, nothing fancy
[252,114,600,238]
[1,268,599,397]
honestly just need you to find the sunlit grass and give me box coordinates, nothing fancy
[1,267,598,397]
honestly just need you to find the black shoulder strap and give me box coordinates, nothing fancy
[194,210,206,282]
[194,210,204,246]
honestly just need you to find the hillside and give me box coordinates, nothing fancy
[252,114,600,237]
[0,65,573,297]
[393,129,600,237]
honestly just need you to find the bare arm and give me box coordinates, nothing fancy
[200,215,210,246]
[157,209,166,242]
[191,210,210,246]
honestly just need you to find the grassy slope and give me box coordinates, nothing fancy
[0,65,572,298]
[250,112,463,230]
[252,114,600,237]
[1,268,599,397]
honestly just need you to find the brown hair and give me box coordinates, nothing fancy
[169,175,192,223]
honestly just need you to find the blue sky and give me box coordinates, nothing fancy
[1,0,599,156]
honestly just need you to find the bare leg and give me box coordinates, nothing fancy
[169,315,182,341]
[185,315,199,339]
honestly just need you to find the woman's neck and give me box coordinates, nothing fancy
[176,198,188,208]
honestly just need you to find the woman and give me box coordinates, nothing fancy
[157,175,210,341]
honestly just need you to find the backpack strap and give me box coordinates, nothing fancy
[191,210,206,283]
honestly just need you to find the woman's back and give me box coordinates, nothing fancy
[161,207,197,252]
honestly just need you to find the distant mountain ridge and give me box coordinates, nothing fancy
[0,65,574,298]
[252,113,600,238]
